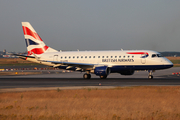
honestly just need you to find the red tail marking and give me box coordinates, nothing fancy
[22,26,43,41]
[127,52,149,55]
[27,45,49,55]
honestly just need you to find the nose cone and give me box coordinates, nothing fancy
[163,57,173,68]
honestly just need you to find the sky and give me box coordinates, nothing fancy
[0,0,180,52]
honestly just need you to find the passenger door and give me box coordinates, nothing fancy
[53,55,58,61]
[141,55,146,64]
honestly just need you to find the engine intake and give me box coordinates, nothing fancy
[94,66,110,76]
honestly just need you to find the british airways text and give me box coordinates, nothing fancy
[102,59,134,62]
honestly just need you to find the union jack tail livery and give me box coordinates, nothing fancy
[22,22,57,56]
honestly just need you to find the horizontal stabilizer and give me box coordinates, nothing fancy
[12,54,35,58]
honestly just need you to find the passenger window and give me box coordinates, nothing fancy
[111,56,113,58]
[93,56,95,58]
[123,56,125,58]
[73,56,75,58]
[65,56,67,59]
[98,56,100,58]
[81,56,83,58]
[85,56,87,58]
[69,56,71,59]
[115,56,117,58]
[106,56,108,58]
[89,56,91,58]
[102,56,104,58]
[61,57,63,59]
[77,56,79,58]
[132,56,134,58]
[128,56,130,58]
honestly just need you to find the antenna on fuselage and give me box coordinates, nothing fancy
[121,48,123,51]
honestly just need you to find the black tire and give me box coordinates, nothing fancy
[83,74,88,79]
[148,75,153,79]
[83,74,91,79]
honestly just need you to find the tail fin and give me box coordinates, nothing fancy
[22,22,57,56]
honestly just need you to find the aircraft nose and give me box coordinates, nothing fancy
[163,58,173,68]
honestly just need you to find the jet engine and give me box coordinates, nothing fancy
[94,66,110,76]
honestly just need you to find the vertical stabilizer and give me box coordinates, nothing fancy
[22,22,58,56]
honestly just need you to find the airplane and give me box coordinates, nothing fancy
[16,22,173,79]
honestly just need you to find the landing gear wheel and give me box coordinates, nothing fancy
[100,75,107,79]
[83,74,91,79]
[148,70,154,79]
[148,75,153,79]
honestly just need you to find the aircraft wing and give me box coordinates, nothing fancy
[44,60,96,67]
[43,60,109,70]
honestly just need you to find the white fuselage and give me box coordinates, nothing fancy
[32,50,173,72]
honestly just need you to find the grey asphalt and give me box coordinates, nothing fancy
[0,67,180,89]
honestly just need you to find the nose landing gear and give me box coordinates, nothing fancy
[148,70,154,79]
[148,75,153,79]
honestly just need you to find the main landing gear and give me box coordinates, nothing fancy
[83,74,107,79]
[83,74,108,79]
[83,73,91,79]
[83,71,107,79]
[148,70,153,79]
[83,71,91,79]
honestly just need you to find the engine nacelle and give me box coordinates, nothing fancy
[94,66,110,76]
[119,70,134,75]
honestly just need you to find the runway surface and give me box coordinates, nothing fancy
[0,67,180,90]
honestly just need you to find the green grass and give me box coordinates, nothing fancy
[173,64,180,67]
[170,60,180,64]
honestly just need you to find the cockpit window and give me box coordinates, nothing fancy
[152,54,163,58]
[157,54,163,57]
[152,54,156,58]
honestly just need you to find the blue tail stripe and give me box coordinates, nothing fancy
[25,39,39,46]
[25,39,28,47]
